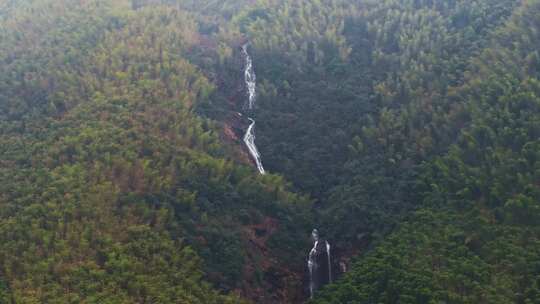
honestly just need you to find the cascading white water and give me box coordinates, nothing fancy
[308,229,333,298]
[308,229,320,298]
[241,43,265,175]
[243,118,266,174]
[242,44,257,110]
[326,241,332,284]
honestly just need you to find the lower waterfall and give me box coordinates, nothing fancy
[308,229,332,298]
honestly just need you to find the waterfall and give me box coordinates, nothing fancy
[308,229,320,298]
[326,241,332,283]
[308,229,332,299]
[240,43,265,174]
[242,44,256,110]
[243,118,266,175]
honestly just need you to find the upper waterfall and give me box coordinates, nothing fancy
[240,43,265,175]
[242,43,257,110]
[243,118,266,175]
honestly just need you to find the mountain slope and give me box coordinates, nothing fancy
[0,1,311,302]
[1,0,539,303]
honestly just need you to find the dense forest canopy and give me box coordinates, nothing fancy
[0,0,538,303]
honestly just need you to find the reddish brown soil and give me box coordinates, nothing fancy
[236,217,306,304]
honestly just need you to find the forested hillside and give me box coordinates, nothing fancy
[0,1,310,302]
[312,0,540,303]
[0,0,538,303]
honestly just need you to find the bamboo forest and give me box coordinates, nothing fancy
[0,0,539,303]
